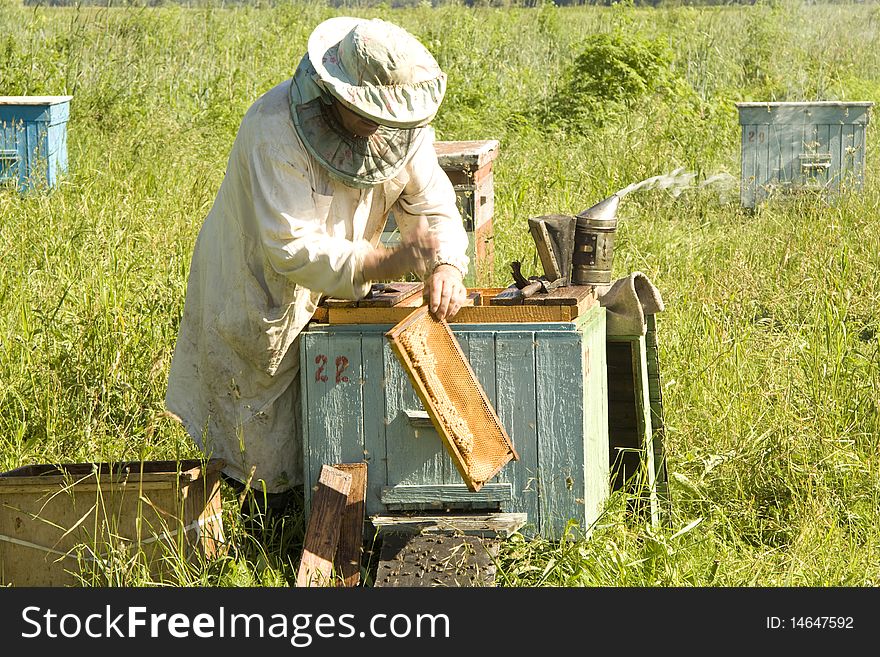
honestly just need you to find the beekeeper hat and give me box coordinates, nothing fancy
[307,16,447,129]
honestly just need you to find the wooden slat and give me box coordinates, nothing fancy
[0,482,175,494]
[322,288,596,325]
[301,330,363,514]
[535,330,587,538]
[381,483,512,504]
[523,285,595,306]
[323,297,357,308]
[358,282,424,307]
[741,123,754,207]
[361,333,387,517]
[327,304,579,325]
[467,287,506,301]
[645,314,670,518]
[371,512,527,538]
[323,282,424,308]
[332,462,367,588]
[296,465,352,587]
[455,304,577,323]
[494,331,540,532]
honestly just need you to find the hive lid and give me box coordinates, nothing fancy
[0,96,73,105]
[386,307,518,491]
[735,101,874,108]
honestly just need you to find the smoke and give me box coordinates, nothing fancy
[614,167,738,202]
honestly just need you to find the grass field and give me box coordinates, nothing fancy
[1,0,879,587]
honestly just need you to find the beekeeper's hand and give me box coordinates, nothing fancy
[426,264,466,321]
[360,220,438,282]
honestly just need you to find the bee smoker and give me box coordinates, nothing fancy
[571,194,620,286]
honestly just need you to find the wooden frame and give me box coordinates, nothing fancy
[385,307,518,491]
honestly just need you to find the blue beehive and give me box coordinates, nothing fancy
[299,301,609,540]
[737,101,873,207]
[0,96,72,192]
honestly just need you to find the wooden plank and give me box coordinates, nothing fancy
[817,123,831,194]
[301,330,328,512]
[332,462,367,588]
[328,306,415,325]
[323,282,423,308]
[299,335,315,502]
[768,123,781,186]
[296,465,352,587]
[451,327,501,506]
[645,315,669,519]
[380,483,512,505]
[323,297,357,308]
[741,123,754,207]
[326,301,585,325]
[361,333,387,513]
[737,103,872,126]
[524,284,595,306]
[454,305,576,323]
[632,335,659,527]
[755,123,768,202]
[358,282,424,307]
[0,459,220,482]
[535,331,587,538]
[843,123,856,189]
[494,331,539,534]
[0,482,176,494]
[467,287,506,302]
[304,331,364,506]
[455,329,497,406]
[371,512,527,538]
[579,304,609,528]
[855,121,867,188]
[830,123,842,193]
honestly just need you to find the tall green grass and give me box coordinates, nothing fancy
[1,0,878,585]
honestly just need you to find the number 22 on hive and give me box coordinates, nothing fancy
[314,354,350,384]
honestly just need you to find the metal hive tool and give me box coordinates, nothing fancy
[386,307,519,491]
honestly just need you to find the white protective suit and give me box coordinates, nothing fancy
[165,79,469,493]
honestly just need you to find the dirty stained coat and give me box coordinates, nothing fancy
[165,79,469,493]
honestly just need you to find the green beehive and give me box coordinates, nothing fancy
[737,101,873,208]
[299,301,609,540]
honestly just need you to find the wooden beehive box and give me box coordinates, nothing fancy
[300,293,608,540]
[0,458,225,586]
[382,139,499,287]
[737,101,873,207]
[0,96,72,192]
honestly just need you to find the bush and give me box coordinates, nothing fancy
[538,28,680,131]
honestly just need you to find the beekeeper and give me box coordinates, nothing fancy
[165,17,469,513]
